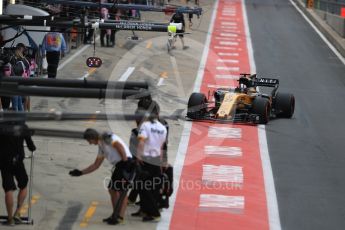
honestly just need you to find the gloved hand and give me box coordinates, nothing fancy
[28,144,36,152]
[69,169,83,177]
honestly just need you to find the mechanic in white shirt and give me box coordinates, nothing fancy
[136,101,167,222]
[69,128,133,225]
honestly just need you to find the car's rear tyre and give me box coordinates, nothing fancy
[252,97,270,124]
[187,93,208,119]
[274,92,295,118]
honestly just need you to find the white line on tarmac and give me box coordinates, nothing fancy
[218,52,239,56]
[215,74,238,79]
[243,0,282,229]
[199,194,245,214]
[216,66,240,71]
[216,37,240,41]
[157,78,164,86]
[220,25,238,29]
[221,22,237,26]
[217,59,239,63]
[219,41,239,46]
[202,164,243,185]
[118,67,135,81]
[220,32,238,37]
[156,1,220,229]
[204,146,242,158]
[214,46,238,50]
[219,17,240,21]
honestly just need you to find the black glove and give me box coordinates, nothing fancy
[28,144,36,152]
[69,169,83,177]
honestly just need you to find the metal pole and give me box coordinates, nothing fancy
[40,0,202,15]
[0,77,149,89]
[0,85,150,99]
[0,16,171,32]
[27,151,35,224]
[0,110,184,122]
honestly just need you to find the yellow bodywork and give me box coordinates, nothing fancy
[216,92,253,119]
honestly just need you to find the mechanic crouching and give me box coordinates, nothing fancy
[69,128,134,225]
[132,101,167,222]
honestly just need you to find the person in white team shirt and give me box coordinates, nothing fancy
[136,101,167,222]
[69,128,133,225]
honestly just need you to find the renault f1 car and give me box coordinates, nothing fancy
[186,74,295,124]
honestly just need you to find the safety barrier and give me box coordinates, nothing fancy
[311,0,345,37]
[314,0,345,15]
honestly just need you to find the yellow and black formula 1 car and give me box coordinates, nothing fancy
[186,74,295,124]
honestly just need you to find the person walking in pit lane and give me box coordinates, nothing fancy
[69,128,134,225]
[41,27,67,78]
[170,11,188,50]
[132,101,167,222]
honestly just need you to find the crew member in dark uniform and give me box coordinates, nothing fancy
[170,11,188,49]
[0,122,36,226]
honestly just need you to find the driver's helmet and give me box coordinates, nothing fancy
[239,83,248,93]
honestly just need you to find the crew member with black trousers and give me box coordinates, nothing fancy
[0,122,36,226]
[69,128,133,225]
[135,101,167,222]
[170,11,188,49]
[41,28,67,78]
[128,109,141,204]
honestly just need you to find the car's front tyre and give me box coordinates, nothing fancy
[252,97,270,124]
[187,92,208,119]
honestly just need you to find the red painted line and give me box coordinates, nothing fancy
[169,0,269,229]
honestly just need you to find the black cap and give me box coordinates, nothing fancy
[16,43,26,49]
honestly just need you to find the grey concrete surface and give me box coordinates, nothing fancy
[0,1,215,229]
[246,0,345,229]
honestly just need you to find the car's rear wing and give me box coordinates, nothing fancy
[254,78,279,87]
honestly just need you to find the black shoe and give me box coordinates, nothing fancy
[142,215,161,222]
[158,203,170,209]
[102,215,113,222]
[131,210,144,217]
[107,217,124,225]
[2,218,15,226]
[128,199,136,205]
